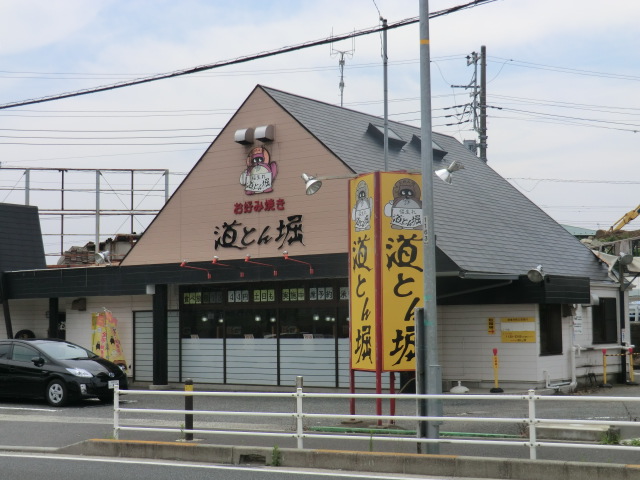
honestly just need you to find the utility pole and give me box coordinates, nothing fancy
[382,17,389,171]
[479,45,487,162]
[461,46,488,162]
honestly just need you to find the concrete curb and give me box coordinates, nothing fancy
[57,439,640,480]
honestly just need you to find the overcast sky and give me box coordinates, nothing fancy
[1,0,639,257]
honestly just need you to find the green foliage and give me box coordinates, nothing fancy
[270,445,282,466]
[622,438,640,447]
[600,429,620,445]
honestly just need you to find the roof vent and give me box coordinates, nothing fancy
[367,123,407,148]
[410,135,447,161]
[255,125,275,142]
[234,128,254,145]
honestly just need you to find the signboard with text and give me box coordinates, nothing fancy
[348,172,423,373]
[349,173,378,371]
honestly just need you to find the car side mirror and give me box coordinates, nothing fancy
[31,356,45,367]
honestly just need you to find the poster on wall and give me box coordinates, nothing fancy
[91,310,128,371]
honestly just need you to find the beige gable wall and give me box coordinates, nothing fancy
[123,87,354,266]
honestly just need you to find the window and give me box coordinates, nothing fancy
[0,343,10,359]
[11,344,38,362]
[539,304,562,355]
[592,298,617,344]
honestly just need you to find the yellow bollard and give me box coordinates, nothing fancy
[490,348,503,393]
[629,348,637,385]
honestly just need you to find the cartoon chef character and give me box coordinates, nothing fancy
[239,146,278,195]
[383,177,422,229]
[351,180,373,231]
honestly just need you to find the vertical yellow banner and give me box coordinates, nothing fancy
[379,172,423,371]
[349,173,377,371]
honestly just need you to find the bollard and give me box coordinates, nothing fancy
[600,350,612,388]
[490,348,503,393]
[184,378,194,441]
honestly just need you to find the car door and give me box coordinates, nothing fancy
[0,342,12,397]
[8,343,48,398]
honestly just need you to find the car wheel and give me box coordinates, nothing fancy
[14,329,36,339]
[46,379,68,407]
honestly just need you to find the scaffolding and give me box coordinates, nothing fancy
[0,167,169,264]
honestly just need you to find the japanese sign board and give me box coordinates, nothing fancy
[349,173,378,371]
[500,317,535,343]
[348,172,424,373]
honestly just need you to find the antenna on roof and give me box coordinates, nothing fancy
[330,28,355,107]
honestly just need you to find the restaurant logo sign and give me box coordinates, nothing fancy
[239,146,278,195]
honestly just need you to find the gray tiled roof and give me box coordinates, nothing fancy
[262,86,609,281]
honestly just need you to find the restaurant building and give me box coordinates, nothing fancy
[0,85,622,391]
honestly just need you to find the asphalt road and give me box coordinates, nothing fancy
[1,382,640,465]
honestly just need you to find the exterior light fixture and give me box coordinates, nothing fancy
[434,160,464,185]
[301,173,359,195]
[527,265,545,283]
[619,252,633,266]
[270,317,277,324]
[313,314,320,321]
[302,173,323,195]
[255,315,262,322]
[282,251,314,274]
[95,251,111,265]
[179,260,212,279]
[218,318,224,324]
[212,256,245,277]
[244,255,277,276]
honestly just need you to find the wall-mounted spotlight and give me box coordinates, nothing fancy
[245,255,277,276]
[255,315,262,323]
[179,261,212,279]
[619,252,633,266]
[282,251,314,274]
[212,256,245,277]
[313,314,320,321]
[301,173,359,195]
[435,160,464,185]
[527,265,545,283]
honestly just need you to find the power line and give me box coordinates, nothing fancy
[489,57,640,82]
[0,0,496,111]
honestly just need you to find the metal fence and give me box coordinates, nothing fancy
[112,384,640,460]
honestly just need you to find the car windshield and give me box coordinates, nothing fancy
[37,342,95,360]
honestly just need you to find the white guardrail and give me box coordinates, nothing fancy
[112,384,640,460]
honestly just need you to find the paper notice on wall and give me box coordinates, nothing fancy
[91,310,127,370]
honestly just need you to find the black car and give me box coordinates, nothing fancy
[0,338,128,407]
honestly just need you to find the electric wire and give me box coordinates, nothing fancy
[0,0,496,111]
